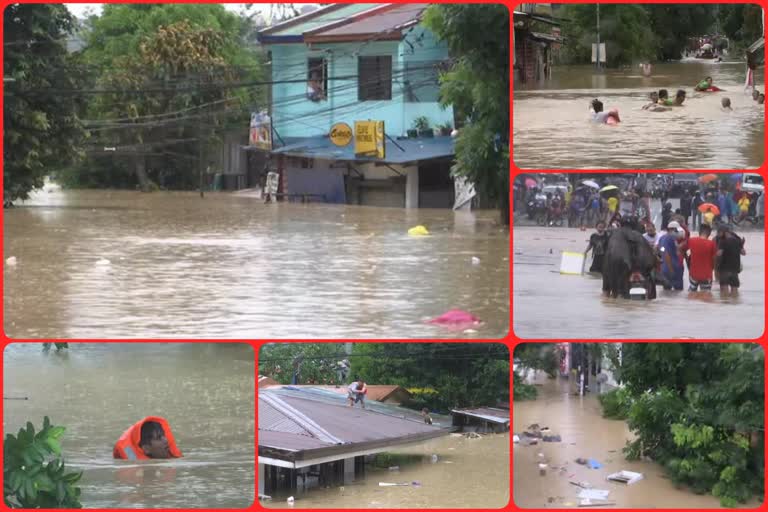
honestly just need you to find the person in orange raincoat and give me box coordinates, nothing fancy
[113,417,182,460]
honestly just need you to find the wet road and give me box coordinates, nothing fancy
[514,373,738,509]
[3,343,254,508]
[513,62,765,169]
[513,227,764,339]
[264,433,509,509]
[3,188,509,339]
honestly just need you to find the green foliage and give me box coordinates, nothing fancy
[68,4,265,190]
[423,4,509,226]
[4,417,82,508]
[513,373,537,401]
[610,344,764,506]
[556,4,760,65]
[598,387,632,420]
[3,5,88,205]
[258,343,349,385]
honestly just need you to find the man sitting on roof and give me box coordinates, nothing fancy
[347,378,367,409]
[113,417,182,460]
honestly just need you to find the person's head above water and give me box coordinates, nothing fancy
[721,97,732,109]
[705,77,713,86]
[674,89,686,105]
[753,89,760,101]
[591,99,604,113]
[658,89,669,100]
[759,94,765,105]
[140,421,171,459]
[113,416,182,460]
[649,91,659,102]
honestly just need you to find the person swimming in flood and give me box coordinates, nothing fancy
[113,417,182,460]
[695,76,714,91]
[721,97,732,111]
[759,94,765,105]
[670,89,686,106]
[590,99,621,124]
[643,91,670,112]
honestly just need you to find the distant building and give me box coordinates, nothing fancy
[513,4,565,83]
[451,407,510,433]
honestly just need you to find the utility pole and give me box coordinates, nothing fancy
[596,4,601,71]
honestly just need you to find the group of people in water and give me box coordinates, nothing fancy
[584,209,746,295]
[590,76,764,124]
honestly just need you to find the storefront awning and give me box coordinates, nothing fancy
[267,135,455,165]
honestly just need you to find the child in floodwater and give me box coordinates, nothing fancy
[643,91,670,112]
[721,97,732,111]
[589,99,620,124]
[759,94,765,105]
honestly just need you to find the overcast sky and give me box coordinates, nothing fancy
[64,3,314,19]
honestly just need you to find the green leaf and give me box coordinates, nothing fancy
[45,438,61,455]
[48,426,66,440]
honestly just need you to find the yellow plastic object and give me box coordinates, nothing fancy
[408,225,430,236]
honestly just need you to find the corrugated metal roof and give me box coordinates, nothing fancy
[305,4,427,42]
[259,430,333,452]
[259,396,316,437]
[265,384,410,402]
[259,4,379,38]
[451,407,510,425]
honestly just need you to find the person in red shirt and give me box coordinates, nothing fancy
[686,224,717,291]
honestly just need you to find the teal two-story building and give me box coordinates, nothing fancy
[256,3,459,208]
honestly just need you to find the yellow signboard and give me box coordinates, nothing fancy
[329,122,353,147]
[354,120,385,159]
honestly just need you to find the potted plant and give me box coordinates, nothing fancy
[437,122,452,136]
[413,116,433,138]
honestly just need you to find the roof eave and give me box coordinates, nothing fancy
[305,31,404,44]
[258,4,348,36]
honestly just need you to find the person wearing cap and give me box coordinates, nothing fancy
[658,220,685,290]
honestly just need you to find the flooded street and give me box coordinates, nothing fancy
[3,189,509,339]
[514,374,731,509]
[264,434,509,509]
[513,62,765,169]
[3,343,254,508]
[513,226,764,339]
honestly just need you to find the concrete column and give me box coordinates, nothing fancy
[344,457,355,484]
[259,463,265,495]
[405,166,419,209]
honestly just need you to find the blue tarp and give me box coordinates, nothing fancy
[269,135,455,164]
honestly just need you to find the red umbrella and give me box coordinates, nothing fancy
[698,174,718,184]
[698,202,720,215]
[525,178,537,188]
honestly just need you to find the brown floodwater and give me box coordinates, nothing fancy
[264,433,510,509]
[3,188,509,339]
[513,224,765,339]
[3,343,254,508]
[513,372,756,509]
[513,62,765,169]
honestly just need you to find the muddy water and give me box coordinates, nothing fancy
[264,434,509,509]
[3,189,509,339]
[513,62,765,169]
[513,226,764,339]
[514,373,730,509]
[3,343,254,508]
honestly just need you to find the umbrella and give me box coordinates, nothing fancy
[699,174,719,184]
[582,180,600,189]
[599,185,619,193]
[525,178,537,188]
[698,202,720,215]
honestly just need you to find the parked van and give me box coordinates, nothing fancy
[741,173,764,193]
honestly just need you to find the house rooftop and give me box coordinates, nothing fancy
[258,3,427,44]
[265,384,410,403]
[259,391,451,467]
[451,407,510,425]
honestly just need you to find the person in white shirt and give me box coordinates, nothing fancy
[347,378,367,409]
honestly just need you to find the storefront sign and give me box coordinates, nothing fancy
[249,111,272,150]
[329,122,353,147]
[354,120,385,159]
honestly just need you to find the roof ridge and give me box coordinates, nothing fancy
[260,392,345,445]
